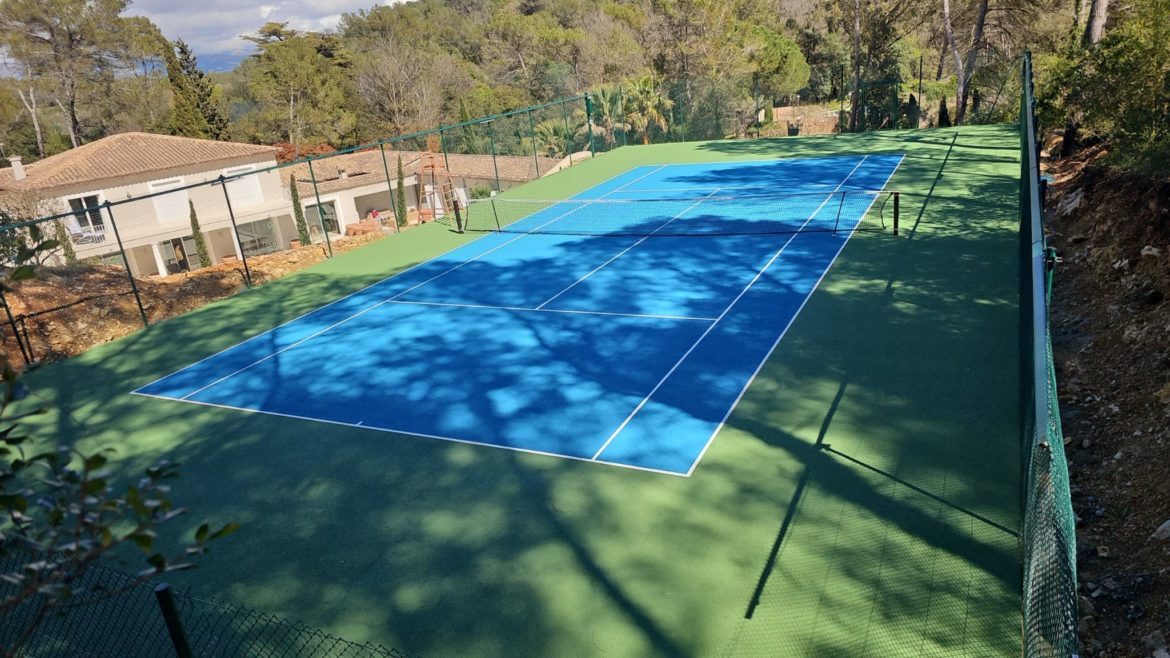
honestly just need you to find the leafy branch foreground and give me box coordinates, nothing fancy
[0,227,237,657]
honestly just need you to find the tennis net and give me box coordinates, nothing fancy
[440,190,899,237]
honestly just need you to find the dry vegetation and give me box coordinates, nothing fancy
[1045,145,1170,657]
[2,230,393,367]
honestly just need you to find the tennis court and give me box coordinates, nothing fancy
[21,126,1024,656]
[134,155,903,476]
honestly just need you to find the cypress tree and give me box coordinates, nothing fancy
[162,39,230,140]
[938,98,952,128]
[53,220,76,264]
[290,174,311,244]
[176,40,230,140]
[395,155,408,228]
[188,200,210,267]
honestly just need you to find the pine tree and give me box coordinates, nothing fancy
[188,200,210,267]
[395,155,408,229]
[162,39,230,140]
[162,45,210,138]
[290,174,311,244]
[176,40,230,140]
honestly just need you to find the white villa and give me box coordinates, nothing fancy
[0,132,575,277]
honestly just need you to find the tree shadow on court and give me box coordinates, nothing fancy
[14,126,1028,656]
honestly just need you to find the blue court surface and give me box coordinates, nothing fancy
[135,154,903,476]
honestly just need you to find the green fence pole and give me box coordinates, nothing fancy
[584,93,597,157]
[439,127,450,172]
[617,86,627,147]
[917,54,925,128]
[838,65,846,135]
[527,109,540,176]
[217,175,253,288]
[377,142,400,233]
[486,121,502,193]
[154,583,193,658]
[306,158,334,258]
[561,99,574,165]
[102,202,148,328]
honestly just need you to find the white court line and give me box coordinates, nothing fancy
[683,153,907,476]
[388,299,716,322]
[132,164,665,395]
[131,391,690,477]
[168,165,671,401]
[535,189,722,310]
[589,156,871,462]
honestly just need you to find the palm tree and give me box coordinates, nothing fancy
[624,76,674,145]
[534,120,574,158]
[590,86,629,149]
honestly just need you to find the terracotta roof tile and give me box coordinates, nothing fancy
[285,149,562,197]
[0,132,278,195]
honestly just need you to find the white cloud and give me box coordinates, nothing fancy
[127,0,408,62]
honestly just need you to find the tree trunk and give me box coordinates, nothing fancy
[956,0,990,124]
[53,98,79,148]
[941,0,966,125]
[849,0,862,132]
[1082,0,1108,46]
[16,88,45,158]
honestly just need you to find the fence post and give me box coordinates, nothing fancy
[561,99,574,165]
[154,583,194,658]
[838,65,846,135]
[584,93,597,157]
[306,158,335,258]
[753,76,761,139]
[893,191,900,235]
[917,54,925,129]
[217,175,253,288]
[439,127,451,172]
[526,109,540,176]
[377,143,401,233]
[103,202,148,328]
[0,287,32,365]
[486,121,502,193]
[617,86,627,147]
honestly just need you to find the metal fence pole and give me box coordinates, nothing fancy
[584,93,597,157]
[617,86,627,147]
[753,76,761,139]
[217,176,253,288]
[917,54,925,128]
[439,127,450,172]
[103,202,148,328]
[486,121,502,193]
[0,287,32,365]
[526,109,540,175]
[561,99,574,165]
[306,158,335,258]
[154,583,193,658]
[377,143,401,232]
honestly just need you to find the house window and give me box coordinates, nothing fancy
[65,195,106,244]
[237,218,278,257]
[148,177,189,223]
[224,165,263,208]
[160,236,201,272]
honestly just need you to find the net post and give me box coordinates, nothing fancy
[218,175,253,288]
[453,196,464,233]
[833,191,847,234]
[893,192,900,235]
[103,202,148,328]
[490,198,502,232]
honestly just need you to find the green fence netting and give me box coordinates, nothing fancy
[1019,51,1079,658]
[0,553,408,658]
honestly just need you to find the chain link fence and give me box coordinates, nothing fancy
[0,553,408,658]
[1018,51,1079,658]
[0,96,592,369]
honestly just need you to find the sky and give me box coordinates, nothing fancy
[127,0,402,69]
